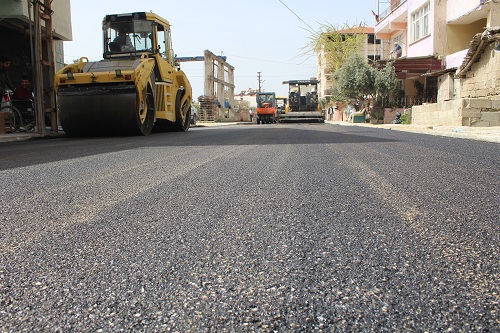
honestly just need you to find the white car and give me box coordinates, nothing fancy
[190,106,198,125]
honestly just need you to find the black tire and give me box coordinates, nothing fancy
[135,86,155,136]
[173,89,190,132]
[0,105,22,132]
[191,112,197,126]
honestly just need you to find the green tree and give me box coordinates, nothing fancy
[374,61,399,107]
[332,54,399,105]
[307,23,367,74]
[331,52,374,102]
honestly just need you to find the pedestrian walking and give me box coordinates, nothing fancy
[328,106,334,121]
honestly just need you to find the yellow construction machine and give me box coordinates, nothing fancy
[278,80,324,123]
[54,12,192,136]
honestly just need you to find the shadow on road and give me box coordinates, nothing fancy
[0,125,398,170]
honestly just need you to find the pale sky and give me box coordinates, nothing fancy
[64,0,378,99]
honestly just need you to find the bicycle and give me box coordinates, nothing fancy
[0,90,35,132]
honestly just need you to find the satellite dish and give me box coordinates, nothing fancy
[494,43,500,52]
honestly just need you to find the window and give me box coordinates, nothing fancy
[393,34,404,46]
[106,19,154,54]
[368,34,382,45]
[412,3,430,42]
[368,34,374,44]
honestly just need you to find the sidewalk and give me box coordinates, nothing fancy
[325,121,500,143]
[1,121,499,143]
[0,131,39,143]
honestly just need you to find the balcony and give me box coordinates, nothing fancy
[378,0,406,21]
[447,0,491,24]
[0,0,72,40]
[375,0,408,37]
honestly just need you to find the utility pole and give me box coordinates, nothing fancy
[257,71,262,92]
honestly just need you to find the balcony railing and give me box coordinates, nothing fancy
[378,0,406,21]
[394,96,437,108]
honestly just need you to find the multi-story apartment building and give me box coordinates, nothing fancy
[0,0,72,80]
[373,0,500,126]
[423,0,499,126]
[374,0,445,107]
[316,27,383,100]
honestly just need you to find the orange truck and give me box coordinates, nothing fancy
[255,92,277,124]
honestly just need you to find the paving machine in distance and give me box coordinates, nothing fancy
[255,92,277,124]
[276,96,287,115]
[279,80,324,123]
[54,12,192,136]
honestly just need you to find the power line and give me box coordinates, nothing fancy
[277,0,315,33]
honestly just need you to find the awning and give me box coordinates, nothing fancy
[376,55,443,75]
[391,56,443,72]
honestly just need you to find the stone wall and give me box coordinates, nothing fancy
[412,100,463,126]
[412,97,500,127]
[412,42,500,127]
[460,43,500,99]
[461,97,500,127]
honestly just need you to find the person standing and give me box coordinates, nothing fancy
[0,56,15,97]
[390,42,402,59]
[328,106,334,121]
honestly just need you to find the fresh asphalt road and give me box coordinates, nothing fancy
[0,123,498,332]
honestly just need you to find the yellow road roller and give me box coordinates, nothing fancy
[54,12,192,136]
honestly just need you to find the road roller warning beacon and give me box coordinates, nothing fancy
[54,12,192,136]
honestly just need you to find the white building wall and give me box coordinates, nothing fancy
[0,1,72,40]
[234,94,258,109]
[51,0,72,40]
[446,49,468,69]
[406,0,436,58]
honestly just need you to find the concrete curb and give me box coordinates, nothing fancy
[325,121,500,143]
[0,132,38,143]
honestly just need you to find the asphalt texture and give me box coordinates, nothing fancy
[0,123,499,332]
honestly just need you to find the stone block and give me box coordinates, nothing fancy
[470,120,492,127]
[491,99,500,110]
[461,107,482,118]
[461,98,470,108]
[481,111,500,126]
[465,98,492,109]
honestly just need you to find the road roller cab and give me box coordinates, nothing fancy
[54,12,192,136]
